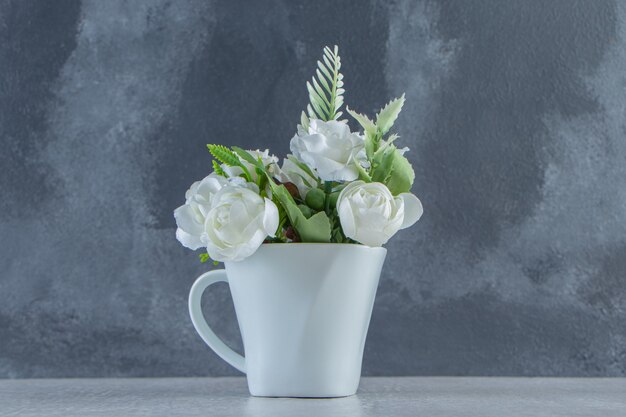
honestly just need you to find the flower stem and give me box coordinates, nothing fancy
[324,181,332,213]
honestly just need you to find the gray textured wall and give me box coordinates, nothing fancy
[1,0,625,378]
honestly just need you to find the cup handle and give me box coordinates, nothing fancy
[188,269,246,374]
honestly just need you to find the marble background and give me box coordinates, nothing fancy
[1,0,625,377]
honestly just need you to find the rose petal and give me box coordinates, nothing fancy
[174,204,203,236]
[338,200,357,238]
[176,228,204,250]
[398,193,423,229]
[262,198,279,237]
[353,227,389,247]
[289,120,366,182]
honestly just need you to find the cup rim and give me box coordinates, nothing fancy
[257,242,387,253]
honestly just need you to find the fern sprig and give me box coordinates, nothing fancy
[207,144,252,181]
[212,160,226,176]
[303,45,344,125]
[207,144,240,166]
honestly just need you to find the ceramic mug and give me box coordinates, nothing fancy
[188,243,387,397]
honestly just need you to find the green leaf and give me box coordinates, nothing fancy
[297,204,313,218]
[287,155,319,184]
[296,211,332,242]
[347,106,381,159]
[309,79,331,108]
[304,45,344,121]
[212,160,226,176]
[355,161,372,182]
[307,103,321,121]
[255,167,265,182]
[370,145,396,183]
[300,111,310,131]
[385,134,400,146]
[332,226,344,243]
[199,253,210,263]
[207,144,252,181]
[376,94,405,135]
[290,172,314,188]
[232,147,264,169]
[207,144,240,167]
[307,82,331,113]
[364,131,378,160]
[269,182,331,243]
[309,97,328,120]
[317,60,332,83]
[328,191,340,209]
[346,107,377,136]
[315,69,332,94]
[385,151,415,195]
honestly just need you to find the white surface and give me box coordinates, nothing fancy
[1,377,625,417]
[189,244,387,397]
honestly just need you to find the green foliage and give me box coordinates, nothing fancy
[328,191,340,209]
[330,214,352,243]
[207,144,240,166]
[385,151,415,195]
[370,145,397,183]
[355,159,372,182]
[274,197,288,240]
[207,144,252,182]
[348,94,406,160]
[198,46,416,249]
[369,144,415,195]
[364,132,378,160]
[305,188,325,211]
[347,107,379,160]
[331,223,345,243]
[199,253,219,265]
[295,211,332,242]
[268,180,331,243]
[232,147,270,187]
[346,107,376,136]
[347,93,413,194]
[376,94,405,135]
[212,160,225,176]
[304,45,344,123]
[300,111,310,131]
[297,204,313,218]
[287,155,319,185]
[231,147,262,168]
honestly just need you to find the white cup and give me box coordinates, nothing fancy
[189,243,387,397]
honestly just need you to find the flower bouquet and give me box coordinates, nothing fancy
[180,46,423,398]
[175,45,422,262]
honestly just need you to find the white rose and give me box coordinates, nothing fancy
[222,149,279,181]
[337,181,423,247]
[174,173,254,250]
[203,186,279,262]
[274,156,320,199]
[290,119,366,182]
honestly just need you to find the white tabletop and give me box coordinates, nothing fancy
[1,377,624,417]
